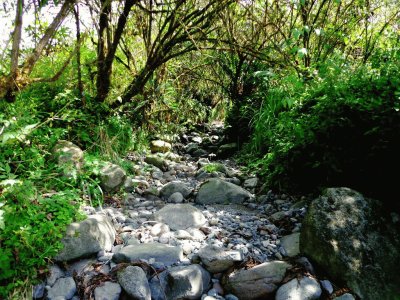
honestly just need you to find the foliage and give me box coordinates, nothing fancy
[242,49,400,208]
[0,181,84,297]
[201,163,226,174]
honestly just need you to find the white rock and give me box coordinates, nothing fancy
[275,276,322,300]
[153,204,206,230]
[150,223,170,237]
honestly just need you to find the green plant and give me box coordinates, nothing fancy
[0,180,84,297]
[202,163,226,173]
[241,49,400,209]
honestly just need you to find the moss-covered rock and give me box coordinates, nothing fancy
[300,187,400,300]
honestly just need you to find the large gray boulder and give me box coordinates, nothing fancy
[99,163,126,192]
[275,276,321,300]
[196,178,253,205]
[153,204,206,230]
[198,245,244,273]
[222,261,291,300]
[117,266,151,300]
[52,140,83,178]
[55,215,116,262]
[160,181,192,198]
[113,243,183,266]
[150,265,211,300]
[301,187,400,300]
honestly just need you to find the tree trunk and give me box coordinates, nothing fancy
[119,65,154,105]
[21,0,76,76]
[96,0,136,103]
[1,0,77,102]
[10,0,24,78]
[74,5,84,102]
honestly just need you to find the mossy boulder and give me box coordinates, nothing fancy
[300,187,400,300]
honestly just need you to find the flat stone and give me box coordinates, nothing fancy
[198,245,244,273]
[196,179,253,205]
[275,276,322,300]
[113,243,183,266]
[217,143,238,158]
[94,281,121,300]
[280,233,300,257]
[223,261,291,300]
[150,140,172,153]
[160,181,192,198]
[55,215,116,262]
[117,266,151,300]
[153,204,206,230]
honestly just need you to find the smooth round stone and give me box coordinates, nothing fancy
[168,192,184,203]
[209,218,219,226]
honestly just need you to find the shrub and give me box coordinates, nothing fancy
[244,50,400,209]
[0,181,84,297]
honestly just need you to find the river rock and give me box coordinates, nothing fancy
[334,293,356,300]
[117,266,151,300]
[47,265,65,286]
[52,140,83,178]
[198,245,244,273]
[301,187,400,299]
[55,215,116,262]
[94,281,121,300]
[150,140,172,153]
[112,243,183,266]
[145,155,168,171]
[46,277,76,300]
[153,204,206,230]
[217,143,238,158]
[222,261,291,300]
[275,276,322,300]
[168,192,184,203]
[280,233,300,257]
[160,181,192,198]
[99,163,126,192]
[243,177,258,190]
[150,223,170,237]
[150,265,211,300]
[196,178,253,205]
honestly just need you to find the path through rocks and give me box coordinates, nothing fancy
[35,123,353,300]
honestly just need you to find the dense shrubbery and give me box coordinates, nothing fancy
[242,50,400,209]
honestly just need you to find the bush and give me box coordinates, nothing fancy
[244,50,400,209]
[0,181,84,297]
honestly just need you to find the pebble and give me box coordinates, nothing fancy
[41,125,320,300]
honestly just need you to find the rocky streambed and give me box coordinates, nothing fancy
[34,123,400,300]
